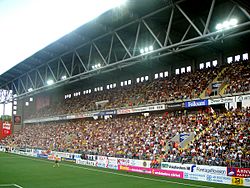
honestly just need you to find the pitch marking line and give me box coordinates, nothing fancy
[12,154,215,188]
[0,184,23,188]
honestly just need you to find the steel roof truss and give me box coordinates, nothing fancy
[75,51,88,71]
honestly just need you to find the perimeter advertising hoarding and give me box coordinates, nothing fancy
[227,167,250,178]
[118,165,184,179]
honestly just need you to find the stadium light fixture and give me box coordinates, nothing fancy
[61,75,67,80]
[28,88,33,92]
[47,79,54,85]
[216,18,238,31]
[92,63,102,70]
[140,45,154,54]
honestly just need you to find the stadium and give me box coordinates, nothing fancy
[0,0,250,187]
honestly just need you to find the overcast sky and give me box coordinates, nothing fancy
[0,0,126,76]
[0,0,126,115]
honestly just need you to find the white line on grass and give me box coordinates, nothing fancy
[13,184,23,188]
[0,184,13,187]
[12,154,215,188]
[0,184,23,188]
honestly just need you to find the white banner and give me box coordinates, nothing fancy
[236,94,250,102]
[161,162,193,172]
[117,104,165,114]
[208,97,235,105]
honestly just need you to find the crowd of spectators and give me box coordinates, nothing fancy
[28,65,220,119]
[164,108,250,167]
[223,60,250,94]
[2,108,249,167]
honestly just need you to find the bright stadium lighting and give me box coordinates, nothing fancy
[229,18,238,26]
[92,65,95,69]
[149,45,153,51]
[222,21,230,29]
[144,47,149,53]
[97,63,101,68]
[47,79,54,86]
[140,49,144,54]
[61,75,67,80]
[215,23,223,31]
[28,88,33,92]
[216,18,238,31]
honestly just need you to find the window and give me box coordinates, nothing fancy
[164,71,168,77]
[136,78,140,83]
[125,81,128,85]
[120,81,123,86]
[154,73,158,79]
[107,85,110,89]
[200,63,204,69]
[86,90,89,94]
[25,102,29,106]
[145,76,149,81]
[30,97,33,102]
[110,84,113,89]
[13,101,17,105]
[235,55,240,61]
[175,69,180,75]
[212,60,218,67]
[159,72,163,78]
[186,66,191,72]
[13,111,17,115]
[128,80,132,85]
[13,106,17,110]
[88,89,91,93]
[94,88,97,92]
[206,61,211,68]
[181,67,185,74]
[140,77,144,82]
[100,86,103,91]
[243,53,248,60]
[113,83,116,88]
[227,57,233,64]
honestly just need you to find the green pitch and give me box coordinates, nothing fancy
[0,152,241,188]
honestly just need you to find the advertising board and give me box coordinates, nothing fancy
[118,165,184,178]
[185,100,208,108]
[227,167,250,178]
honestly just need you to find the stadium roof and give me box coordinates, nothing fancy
[0,0,250,101]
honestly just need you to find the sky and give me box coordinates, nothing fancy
[0,0,126,76]
[0,0,126,115]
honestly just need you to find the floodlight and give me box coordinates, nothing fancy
[149,45,153,51]
[140,49,144,54]
[215,23,223,31]
[222,21,230,29]
[144,47,149,53]
[47,79,54,85]
[229,18,238,26]
[61,75,67,80]
[28,88,33,92]
[97,63,101,68]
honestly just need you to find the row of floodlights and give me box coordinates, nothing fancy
[92,63,101,70]
[215,18,238,31]
[140,45,154,54]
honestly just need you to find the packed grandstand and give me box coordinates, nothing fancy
[0,0,250,187]
[1,59,250,168]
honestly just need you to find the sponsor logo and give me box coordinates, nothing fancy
[191,165,226,175]
[232,177,244,186]
[227,167,250,178]
[185,100,208,108]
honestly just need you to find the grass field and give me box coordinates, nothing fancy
[0,152,242,188]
